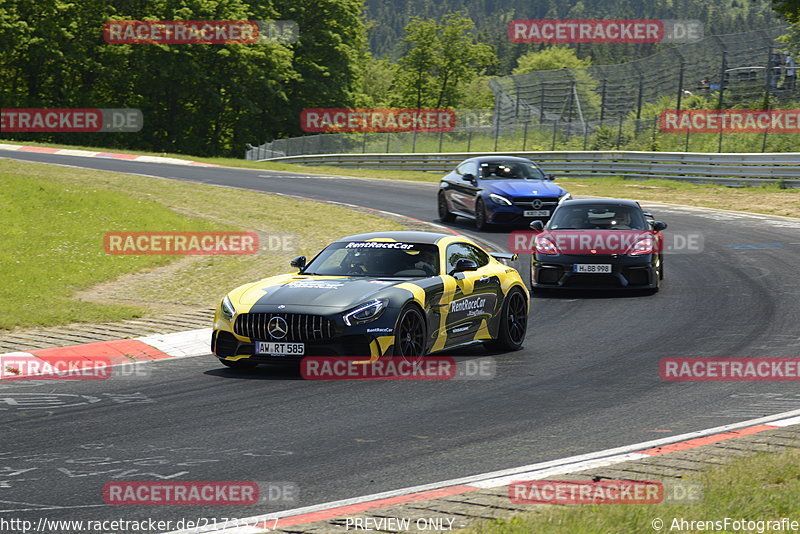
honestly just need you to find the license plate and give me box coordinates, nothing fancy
[255,342,305,356]
[524,210,550,217]
[574,264,612,273]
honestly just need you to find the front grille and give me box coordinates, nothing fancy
[234,313,335,342]
[512,196,559,207]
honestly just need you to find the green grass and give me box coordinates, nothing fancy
[466,449,800,534]
[0,159,402,330]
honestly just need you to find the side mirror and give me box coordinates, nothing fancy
[529,220,545,232]
[652,221,668,231]
[546,174,556,181]
[290,256,306,270]
[462,173,476,183]
[450,258,478,276]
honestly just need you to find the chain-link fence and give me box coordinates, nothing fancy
[490,27,787,128]
[246,27,795,160]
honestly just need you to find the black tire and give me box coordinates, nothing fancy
[658,254,665,280]
[393,304,427,361]
[485,288,528,352]
[219,358,257,369]
[438,191,456,222]
[475,197,490,230]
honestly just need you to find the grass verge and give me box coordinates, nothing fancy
[0,159,401,330]
[466,449,800,534]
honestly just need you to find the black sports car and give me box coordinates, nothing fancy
[529,199,667,292]
[212,231,530,368]
[438,155,571,229]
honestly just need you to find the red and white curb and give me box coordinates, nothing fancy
[0,143,218,167]
[0,328,211,380]
[163,408,800,534]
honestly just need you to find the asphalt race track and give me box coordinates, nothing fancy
[3,150,800,529]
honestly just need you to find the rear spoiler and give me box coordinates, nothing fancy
[490,252,518,262]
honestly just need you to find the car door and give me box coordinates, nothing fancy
[442,242,502,345]
[447,161,479,214]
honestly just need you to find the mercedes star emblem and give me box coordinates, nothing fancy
[268,316,288,339]
[532,199,543,209]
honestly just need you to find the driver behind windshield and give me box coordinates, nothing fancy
[479,161,543,180]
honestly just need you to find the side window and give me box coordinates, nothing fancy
[456,161,477,177]
[445,243,490,273]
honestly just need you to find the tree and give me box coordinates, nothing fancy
[391,14,496,109]
[513,46,591,75]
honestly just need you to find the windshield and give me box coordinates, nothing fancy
[549,205,649,230]
[303,241,440,277]
[479,160,546,180]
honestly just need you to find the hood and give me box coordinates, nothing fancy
[231,275,405,311]
[485,179,566,198]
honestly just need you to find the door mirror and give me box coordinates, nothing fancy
[529,220,545,232]
[546,174,556,181]
[652,221,668,231]
[290,256,306,270]
[450,258,478,276]
[462,173,476,183]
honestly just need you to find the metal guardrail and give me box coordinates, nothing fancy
[261,151,800,188]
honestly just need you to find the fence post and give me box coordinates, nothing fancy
[551,119,558,151]
[599,79,607,125]
[494,115,500,152]
[361,134,367,153]
[651,115,658,151]
[467,130,472,152]
[676,61,686,112]
[385,132,391,153]
[539,84,546,122]
[616,116,623,149]
[583,123,589,150]
[717,48,728,153]
[523,122,529,151]
[514,78,521,120]
[438,130,444,152]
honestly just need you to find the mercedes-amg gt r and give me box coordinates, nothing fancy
[212,231,529,368]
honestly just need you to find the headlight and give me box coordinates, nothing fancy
[221,295,236,320]
[558,193,573,204]
[489,193,513,206]
[629,237,656,256]
[535,236,559,255]
[343,299,387,326]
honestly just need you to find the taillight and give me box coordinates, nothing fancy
[535,236,559,255]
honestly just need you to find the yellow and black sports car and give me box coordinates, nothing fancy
[212,231,529,368]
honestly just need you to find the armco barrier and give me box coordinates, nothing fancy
[260,151,800,187]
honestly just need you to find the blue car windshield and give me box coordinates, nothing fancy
[479,160,546,180]
[303,242,440,277]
